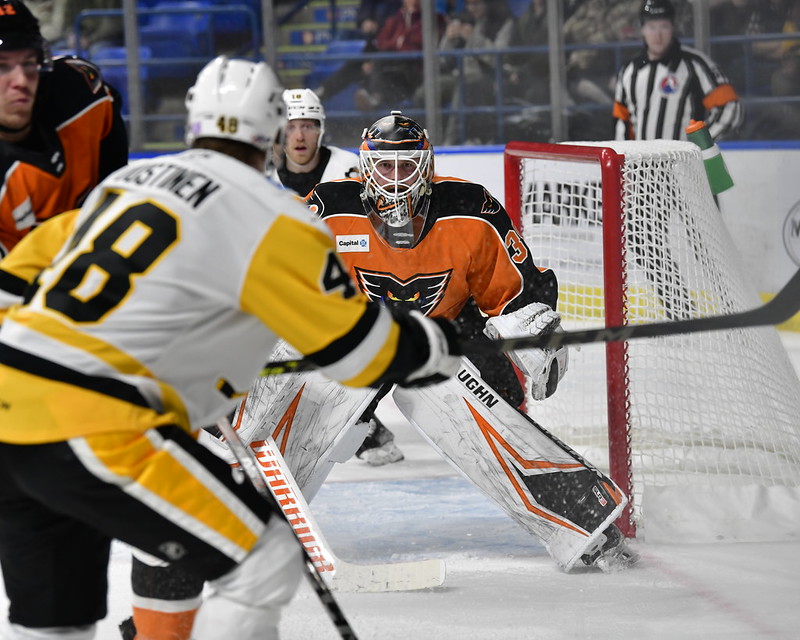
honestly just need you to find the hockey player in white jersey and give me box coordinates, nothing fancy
[268,88,359,198]
[0,59,462,640]
[269,88,404,465]
[212,112,639,578]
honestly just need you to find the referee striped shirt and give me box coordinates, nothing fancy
[613,39,743,141]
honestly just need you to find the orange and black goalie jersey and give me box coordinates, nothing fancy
[0,56,128,257]
[305,176,558,320]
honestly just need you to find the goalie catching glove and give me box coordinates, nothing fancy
[483,302,568,400]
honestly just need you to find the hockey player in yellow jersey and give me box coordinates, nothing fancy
[0,57,461,640]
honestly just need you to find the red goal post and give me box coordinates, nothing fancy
[503,140,800,542]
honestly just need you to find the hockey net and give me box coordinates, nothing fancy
[504,140,800,542]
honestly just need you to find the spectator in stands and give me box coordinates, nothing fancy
[434,10,495,144]
[313,0,401,102]
[506,0,550,104]
[26,0,123,55]
[463,0,514,48]
[354,0,446,111]
[709,0,789,93]
[613,0,743,141]
[751,1,800,138]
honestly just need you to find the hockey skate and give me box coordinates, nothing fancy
[355,417,404,466]
[580,524,639,573]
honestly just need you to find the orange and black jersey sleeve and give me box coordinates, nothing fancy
[307,176,558,320]
[0,56,128,256]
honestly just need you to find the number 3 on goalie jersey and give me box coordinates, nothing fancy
[40,200,179,323]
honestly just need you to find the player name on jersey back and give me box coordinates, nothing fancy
[115,161,222,209]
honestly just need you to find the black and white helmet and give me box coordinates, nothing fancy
[640,0,675,23]
[358,111,434,248]
[0,0,52,71]
[185,56,286,154]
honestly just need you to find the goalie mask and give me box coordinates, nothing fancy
[359,111,433,249]
[185,56,286,158]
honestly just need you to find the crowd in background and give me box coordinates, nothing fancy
[33,0,800,146]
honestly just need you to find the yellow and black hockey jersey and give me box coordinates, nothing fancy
[0,56,128,256]
[305,176,558,320]
[0,149,432,444]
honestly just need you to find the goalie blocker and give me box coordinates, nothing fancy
[214,344,636,572]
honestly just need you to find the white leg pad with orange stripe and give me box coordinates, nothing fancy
[392,357,628,572]
[200,341,378,501]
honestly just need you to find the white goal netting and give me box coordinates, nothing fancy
[506,140,800,542]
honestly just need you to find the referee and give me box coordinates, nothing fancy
[613,0,743,141]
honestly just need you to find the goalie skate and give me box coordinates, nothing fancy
[356,417,404,466]
[580,524,640,573]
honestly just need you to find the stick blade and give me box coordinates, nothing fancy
[330,558,446,593]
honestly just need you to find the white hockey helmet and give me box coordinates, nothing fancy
[185,56,286,153]
[282,88,326,140]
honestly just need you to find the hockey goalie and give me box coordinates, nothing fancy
[206,111,638,574]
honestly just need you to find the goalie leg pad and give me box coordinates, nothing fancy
[200,341,378,501]
[392,357,627,571]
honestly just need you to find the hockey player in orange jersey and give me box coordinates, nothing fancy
[307,110,566,464]
[0,0,127,257]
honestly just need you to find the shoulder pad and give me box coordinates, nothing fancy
[56,56,105,95]
[432,180,504,216]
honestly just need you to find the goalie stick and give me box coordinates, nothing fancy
[244,435,446,593]
[210,396,446,593]
[258,267,800,376]
[215,416,359,640]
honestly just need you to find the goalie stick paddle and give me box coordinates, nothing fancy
[215,416,359,640]
[210,395,446,593]
[246,436,446,593]
[259,267,800,376]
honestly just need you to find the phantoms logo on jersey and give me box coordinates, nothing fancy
[354,267,451,316]
[336,234,370,252]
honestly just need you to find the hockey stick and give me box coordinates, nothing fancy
[215,416,359,640]
[259,267,800,376]
[247,435,446,593]
[210,396,446,592]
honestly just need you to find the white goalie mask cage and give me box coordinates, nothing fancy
[358,111,434,248]
[185,56,286,154]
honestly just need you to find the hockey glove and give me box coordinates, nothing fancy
[400,311,462,387]
[483,302,568,401]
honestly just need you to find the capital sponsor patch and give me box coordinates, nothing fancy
[336,234,370,252]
